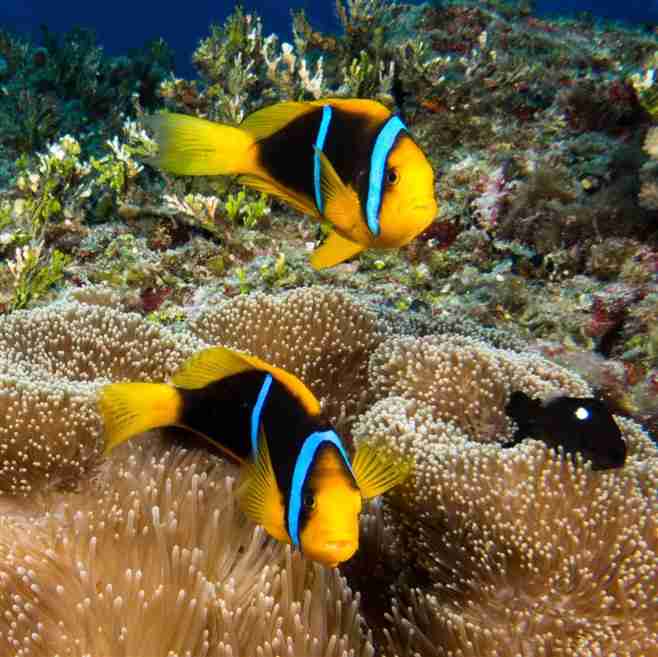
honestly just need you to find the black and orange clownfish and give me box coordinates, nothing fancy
[98,346,411,566]
[503,391,626,470]
[146,99,438,269]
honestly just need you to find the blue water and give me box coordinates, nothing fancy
[1,1,658,79]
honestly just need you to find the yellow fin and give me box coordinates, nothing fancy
[171,346,254,389]
[240,101,315,142]
[240,353,322,416]
[310,98,391,124]
[172,346,321,416]
[351,443,413,500]
[314,148,368,242]
[237,174,320,218]
[145,112,253,176]
[98,383,182,453]
[310,229,365,269]
[236,427,289,542]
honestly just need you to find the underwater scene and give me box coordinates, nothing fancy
[0,1,657,655]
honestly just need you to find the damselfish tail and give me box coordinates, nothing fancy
[98,382,183,453]
[145,113,255,176]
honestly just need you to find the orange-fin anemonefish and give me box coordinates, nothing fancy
[145,99,438,269]
[98,346,411,566]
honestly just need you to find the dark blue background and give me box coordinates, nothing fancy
[1,1,657,79]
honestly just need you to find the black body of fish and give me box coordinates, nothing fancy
[503,391,626,470]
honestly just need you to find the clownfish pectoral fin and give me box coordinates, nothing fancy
[98,382,182,454]
[240,101,316,142]
[237,174,320,218]
[236,426,289,543]
[145,112,253,176]
[314,148,365,238]
[310,229,365,269]
[351,442,413,500]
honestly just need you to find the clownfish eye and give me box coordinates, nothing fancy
[303,493,316,510]
[386,168,399,185]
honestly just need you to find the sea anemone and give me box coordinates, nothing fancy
[0,439,375,657]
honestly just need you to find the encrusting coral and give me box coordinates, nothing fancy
[0,439,374,657]
[0,289,656,656]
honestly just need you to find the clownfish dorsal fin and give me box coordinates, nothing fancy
[171,346,322,417]
[171,346,255,389]
[351,442,413,500]
[310,98,391,123]
[236,425,289,542]
[239,351,322,417]
[240,101,315,142]
[310,229,365,269]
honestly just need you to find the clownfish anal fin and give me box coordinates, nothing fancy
[236,425,288,542]
[310,230,365,270]
[352,442,413,500]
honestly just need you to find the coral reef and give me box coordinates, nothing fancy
[0,0,657,654]
[0,299,201,496]
[367,333,590,441]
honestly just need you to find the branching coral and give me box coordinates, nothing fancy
[0,26,170,157]
[0,440,375,657]
[352,334,658,656]
[187,6,329,122]
[189,287,384,429]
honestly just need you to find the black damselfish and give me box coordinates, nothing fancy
[503,391,626,470]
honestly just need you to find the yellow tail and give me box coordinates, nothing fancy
[98,383,183,453]
[146,113,255,176]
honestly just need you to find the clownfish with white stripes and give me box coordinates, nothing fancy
[146,99,438,269]
[98,346,411,566]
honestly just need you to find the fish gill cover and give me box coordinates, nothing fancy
[0,1,656,655]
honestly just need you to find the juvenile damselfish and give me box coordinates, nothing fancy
[504,391,626,470]
[146,99,438,269]
[99,346,411,566]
